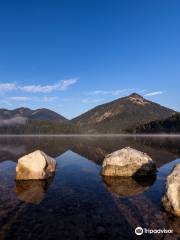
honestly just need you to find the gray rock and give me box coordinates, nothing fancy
[16,150,56,180]
[101,147,156,177]
[162,163,180,217]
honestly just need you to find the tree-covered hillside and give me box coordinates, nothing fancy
[0,120,79,134]
[129,113,180,133]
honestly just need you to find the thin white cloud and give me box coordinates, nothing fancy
[0,99,13,106]
[0,83,17,91]
[138,89,147,94]
[60,98,73,102]
[0,78,78,93]
[60,78,78,90]
[9,96,31,101]
[87,88,141,96]
[20,84,56,93]
[88,89,128,96]
[43,96,57,102]
[144,91,166,97]
[19,78,78,93]
[82,98,105,104]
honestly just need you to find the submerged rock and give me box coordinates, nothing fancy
[162,163,180,217]
[101,147,156,177]
[102,175,156,197]
[16,150,56,180]
[15,177,54,204]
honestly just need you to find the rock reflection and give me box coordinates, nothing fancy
[167,216,180,235]
[15,177,54,204]
[102,175,156,197]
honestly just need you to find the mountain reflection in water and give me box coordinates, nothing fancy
[0,136,180,240]
[0,135,180,167]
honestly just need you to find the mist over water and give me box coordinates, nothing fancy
[0,116,27,126]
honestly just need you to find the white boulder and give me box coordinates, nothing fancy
[101,147,156,177]
[16,150,56,180]
[162,163,180,217]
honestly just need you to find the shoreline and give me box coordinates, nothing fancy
[0,134,180,137]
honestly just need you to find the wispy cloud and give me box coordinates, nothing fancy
[0,78,78,94]
[60,78,78,90]
[20,78,78,93]
[42,96,57,102]
[0,83,17,91]
[9,96,31,101]
[87,88,143,96]
[87,89,129,96]
[0,96,31,107]
[82,98,105,104]
[0,99,13,106]
[144,91,166,97]
[20,84,56,93]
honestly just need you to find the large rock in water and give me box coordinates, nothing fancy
[101,147,156,177]
[162,164,180,217]
[16,150,56,180]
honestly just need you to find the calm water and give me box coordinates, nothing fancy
[0,136,180,240]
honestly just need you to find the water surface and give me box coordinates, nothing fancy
[0,136,180,240]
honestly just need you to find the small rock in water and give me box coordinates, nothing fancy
[16,150,56,180]
[101,147,156,177]
[162,163,180,217]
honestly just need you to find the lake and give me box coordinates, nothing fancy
[0,135,180,240]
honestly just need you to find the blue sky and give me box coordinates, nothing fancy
[0,0,179,119]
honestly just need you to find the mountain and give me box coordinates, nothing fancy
[0,107,67,126]
[72,93,176,133]
[130,113,180,133]
[0,107,78,134]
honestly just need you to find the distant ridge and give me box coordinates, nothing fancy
[72,93,176,133]
[0,93,177,134]
[0,107,67,124]
[0,107,77,134]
